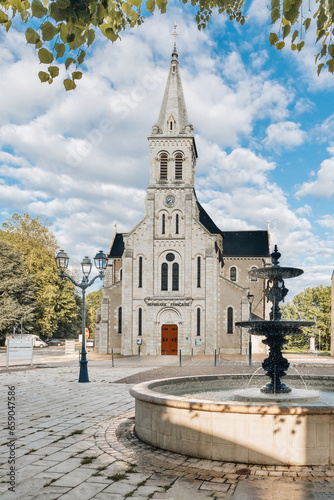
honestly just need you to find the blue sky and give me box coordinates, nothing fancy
[0,1,333,299]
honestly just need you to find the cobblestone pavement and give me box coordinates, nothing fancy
[0,360,333,499]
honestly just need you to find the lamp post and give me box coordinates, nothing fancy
[247,292,254,366]
[55,249,107,383]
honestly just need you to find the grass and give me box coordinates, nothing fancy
[69,430,84,436]
[44,478,57,487]
[80,456,96,465]
[24,449,37,455]
[52,435,66,443]
[96,466,107,471]
[107,473,127,481]
[126,466,137,474]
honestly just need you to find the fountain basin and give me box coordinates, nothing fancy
[130,374,334,466]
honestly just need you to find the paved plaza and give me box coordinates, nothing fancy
[0,353,334,499]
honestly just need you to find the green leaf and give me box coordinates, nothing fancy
[56,0,71,8]
[41,21,59,41]
[35,40,43,49]
[282,24,290,39]
[291,29,299,43]
[328,44,334,58]
[327,58,334,73]
[38,71,50,82]
[303,17,311,31]
[77,49,86,65]
[146,0,155,12]
[25,27,40,44]
[31,0,48,18]
[63,78,76,91]
[72,71,82,80]
[38,48,54,64]
[4,20,11,31]
[130,0,142,6]
[0,9,9,23]
[65,57,75,69]
[291,43,297,51]
[100,23,118,42]
[87,29,95,46]
[317,63,325,75]
[48,66,59,78]
[276,41,285,50]
[20,10,30,22]
[296,41,304,52]
[55,42,65,59]
[269,32,279,46]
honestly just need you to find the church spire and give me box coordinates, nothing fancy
[151,42,193,137]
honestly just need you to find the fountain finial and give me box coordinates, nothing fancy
[271,245,281,266]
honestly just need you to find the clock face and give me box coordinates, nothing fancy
[165,195,175,206]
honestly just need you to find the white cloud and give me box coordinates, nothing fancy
[263,121,306,150]
[317,214,334,229]
[296,147,334,198]
[196,142,275,187]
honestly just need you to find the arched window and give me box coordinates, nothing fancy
[160,153,168,179]
[175,213,179,234]
[230,266,236,282]
[172,263,179,291]
[197,308,201,336]
[227,307,233,334]
[138,308,142,336]
[162,214,165,234]
[161,263,168,291]
[197,256,201,288]
[175,154,183,180]
[138,257,142,288]
[250,266,258,281]
[118,307,122,333]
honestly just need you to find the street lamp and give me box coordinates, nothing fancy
[55,249,107,383]
[247,292,254,366]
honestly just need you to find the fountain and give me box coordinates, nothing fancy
[234,245,317,402]
[130,248,334,466]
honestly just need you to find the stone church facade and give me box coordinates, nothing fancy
[95,48,271,356]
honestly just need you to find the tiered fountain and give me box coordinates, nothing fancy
[131,248,334,466]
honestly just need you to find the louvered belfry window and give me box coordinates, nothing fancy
[175,154,183,180]
[160,153,168,179]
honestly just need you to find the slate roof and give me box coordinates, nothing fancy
[222,231,270,257]
[197,202,269,257]
[108,233,124,258]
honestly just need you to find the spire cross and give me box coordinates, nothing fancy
[171,24,179,51]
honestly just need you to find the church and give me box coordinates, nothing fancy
[95,47,271,356]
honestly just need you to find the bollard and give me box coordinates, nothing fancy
[191,348,193,362]
[179,349,182,367]
[218,347,221,362]
[214,348,217,366]
[112,348,114,367]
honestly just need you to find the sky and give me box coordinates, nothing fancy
[0,0,334,300]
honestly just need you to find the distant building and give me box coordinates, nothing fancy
[95,48,271,355]
[331,271,334,356]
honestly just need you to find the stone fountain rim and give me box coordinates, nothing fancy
[130,374,334,416]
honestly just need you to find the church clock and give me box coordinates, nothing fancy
[165,195,175,206]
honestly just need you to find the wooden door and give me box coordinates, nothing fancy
[161,325,178,355]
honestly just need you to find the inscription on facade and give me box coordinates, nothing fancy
[145,300,191,307]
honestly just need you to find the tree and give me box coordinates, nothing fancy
[281,285,331,351]
[86,288,102,338]
[0,240,36,344]
[0,213,80,339]
[0,0,331,90]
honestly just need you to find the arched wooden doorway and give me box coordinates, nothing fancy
[161,325,178,355]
